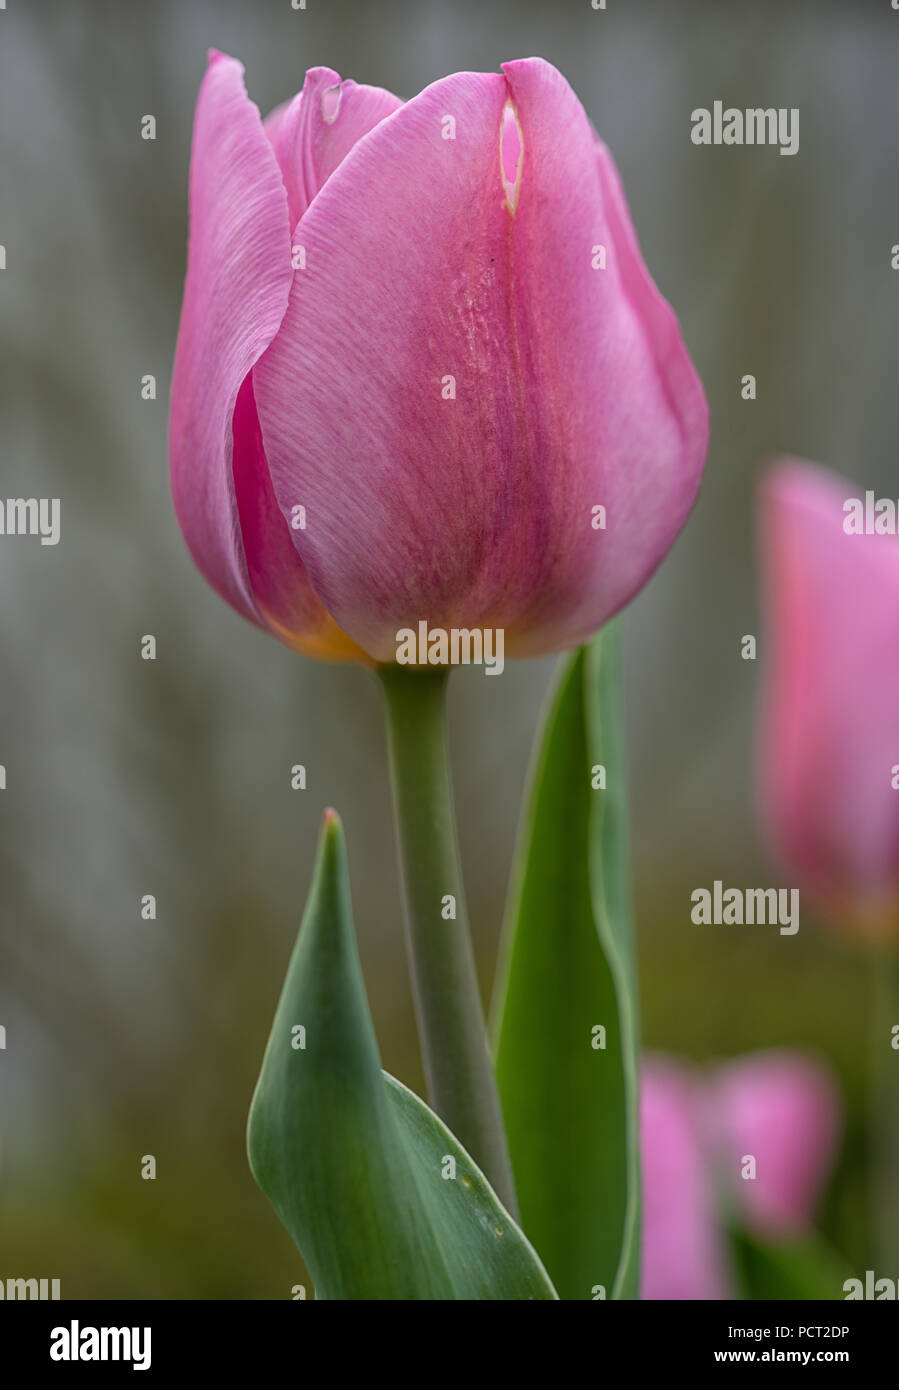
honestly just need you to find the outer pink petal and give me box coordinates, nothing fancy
[759,459,899,931]
[170,52,295,626]
[639,1057,732,1300]
[264,68,403,230]
[255,58,708,663]
[710,1051,841,1236]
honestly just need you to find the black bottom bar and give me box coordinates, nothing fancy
[0,1299,891,1374]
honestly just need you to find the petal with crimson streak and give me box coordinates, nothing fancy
[171,53,382,660]
[232,373,367,660]
[170,51,296,627]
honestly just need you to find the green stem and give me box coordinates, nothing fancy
[378,664,518,1217]
[869,938,899,1271]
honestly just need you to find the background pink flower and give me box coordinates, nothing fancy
[640,1056,732,1300]
[758,459,899,937]
[640,1050,840,1299]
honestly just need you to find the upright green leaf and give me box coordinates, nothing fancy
[248,810,558,1300]
[492,623,641,1300]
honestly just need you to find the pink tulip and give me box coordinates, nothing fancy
[640,1051,840,1300]
[170,53,708,664]
[759,460,899,937]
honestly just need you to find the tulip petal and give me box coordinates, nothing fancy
[710,1050,840,1236]
[170,52,294,627]
[640,1057,732,1299]
[760,460,899,926]
[232,375,367,660]
[255,58,707,662]
[265,68,403,230]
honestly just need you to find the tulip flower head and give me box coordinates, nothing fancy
[759,460,899,938]
[640,1051,840,1300]
[170,53,708,668]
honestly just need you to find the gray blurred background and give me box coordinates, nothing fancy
[1,0,896,1295]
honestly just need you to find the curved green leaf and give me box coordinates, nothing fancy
[492,622,641,1300]
[247,810,558,1301]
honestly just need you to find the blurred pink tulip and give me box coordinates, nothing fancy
[640,1051,840,1300]
[759,460,899,938]
[710,1052,841,1237]
[170,52,708,665]
[640,1057,732,1300]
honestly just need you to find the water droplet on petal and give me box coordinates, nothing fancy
[321,83,342,124]
[500,101,523,211]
